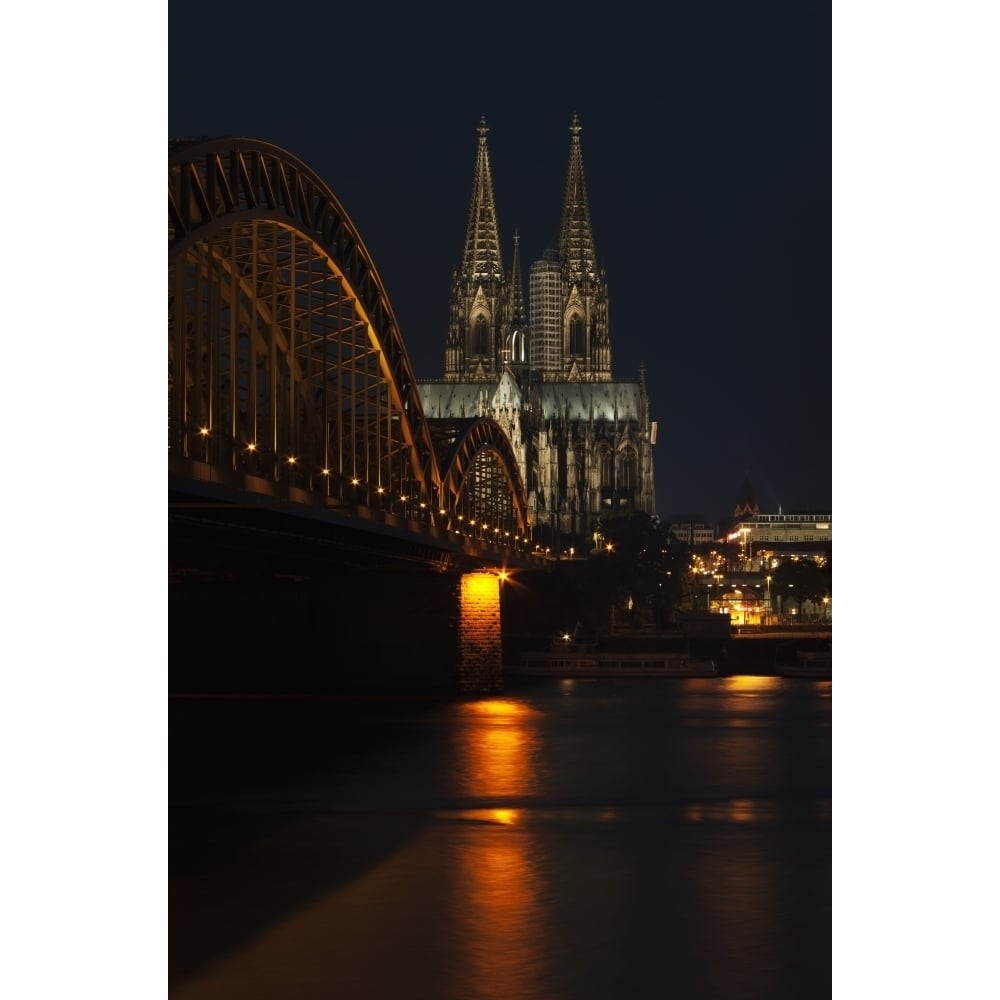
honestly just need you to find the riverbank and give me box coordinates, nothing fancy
[502,627,832,677]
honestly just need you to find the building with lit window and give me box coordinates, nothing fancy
[739,512,832,553]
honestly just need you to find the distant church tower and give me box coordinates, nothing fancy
[421,115,657,549]
[734,475,760,519]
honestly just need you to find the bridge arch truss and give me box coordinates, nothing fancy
[431,418,530,541]
[168,138,529,540]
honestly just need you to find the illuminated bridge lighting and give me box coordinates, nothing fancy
[168,138,536,565]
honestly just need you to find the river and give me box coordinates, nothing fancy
[170,675,831,999]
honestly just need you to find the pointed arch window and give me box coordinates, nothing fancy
[618,447,638,507]
[569,314,584,356]
[470,315,489,357]
[600,447,615,503]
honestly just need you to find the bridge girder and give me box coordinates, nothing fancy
[168,137,530,542]
[430,418,530,537]
[169,138,439,505]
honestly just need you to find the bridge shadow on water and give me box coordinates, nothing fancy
[169,694,444,986]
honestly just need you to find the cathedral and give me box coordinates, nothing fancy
[418,115,657,551]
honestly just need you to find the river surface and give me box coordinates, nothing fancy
[170,676,831,999]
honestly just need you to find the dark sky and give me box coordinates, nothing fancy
[169,2,831,525]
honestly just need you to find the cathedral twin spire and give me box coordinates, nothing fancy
[559,113,599,284]
[460,117,504,285]
[444,114,608,382]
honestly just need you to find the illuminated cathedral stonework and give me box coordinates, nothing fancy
[419,116,656,548]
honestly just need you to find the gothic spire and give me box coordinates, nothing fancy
[558,113,598,283]
[509,230,525,326]
[461,116,504,284]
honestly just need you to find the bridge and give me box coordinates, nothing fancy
[169,138,547,693]
[169,137,539,572]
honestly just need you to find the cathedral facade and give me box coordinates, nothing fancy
[418,116,656,551]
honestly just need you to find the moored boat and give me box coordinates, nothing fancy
[778,649,832,679]
[509,643,716,678]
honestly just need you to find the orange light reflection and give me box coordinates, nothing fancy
[447,696,549,994]
[456,698,540,799]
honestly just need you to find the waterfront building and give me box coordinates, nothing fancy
[418,116,656,551]
[718,477,832,569]
[734,510,833,570]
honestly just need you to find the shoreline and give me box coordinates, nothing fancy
[503,627,832,678]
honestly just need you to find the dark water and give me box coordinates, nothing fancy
[170,676,831,999]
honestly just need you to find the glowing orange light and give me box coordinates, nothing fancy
[461,571,499,602]
[464,698,528,719]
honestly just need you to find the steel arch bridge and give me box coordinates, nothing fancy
[168,137,531,551]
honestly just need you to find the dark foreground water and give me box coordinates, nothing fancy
[170,676,831,999]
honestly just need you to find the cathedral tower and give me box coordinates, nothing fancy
[421,116,657,550]
[444,117,508,382]
[554,113,611,380]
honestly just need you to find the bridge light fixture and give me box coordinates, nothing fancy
[321,467,330,475]
[199,427,210,437]
[287,456,297,465]
[377,485,385,494]
[247,442,257,452]
[351,477,360,486]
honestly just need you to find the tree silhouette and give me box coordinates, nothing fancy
[771,558,831,615]
[586,512,689,628]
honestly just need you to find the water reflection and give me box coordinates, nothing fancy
[720,675,784,693]
[446,698,550,996]
[453,698,542,800]
[169,682,830,998]
[685,798,777,823]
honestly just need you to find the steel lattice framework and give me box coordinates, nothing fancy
[430,418,530,545]
[168,137,528,537]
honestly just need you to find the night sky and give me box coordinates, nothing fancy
[168,2,831,525]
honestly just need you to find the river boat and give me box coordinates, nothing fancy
[509,640,716,678]
[778,649,832,679]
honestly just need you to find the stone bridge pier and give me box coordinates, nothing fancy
[169,565,506,696]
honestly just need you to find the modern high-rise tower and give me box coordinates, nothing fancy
[419,115,656,550]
